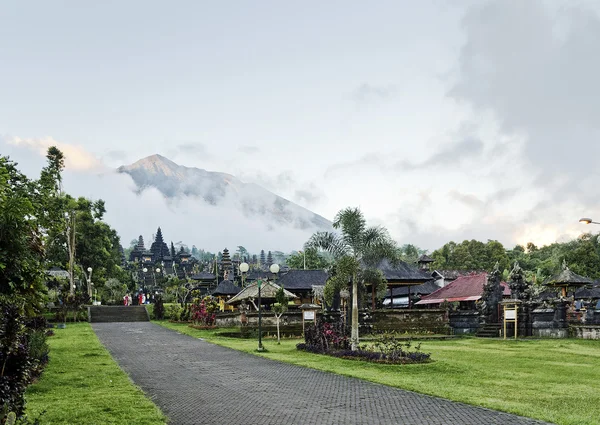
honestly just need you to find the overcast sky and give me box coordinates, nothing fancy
[2,0,600,252]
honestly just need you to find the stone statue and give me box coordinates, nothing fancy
[508,261,529,300]
[478,262,504,324]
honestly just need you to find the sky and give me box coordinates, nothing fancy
[2,0,600,252]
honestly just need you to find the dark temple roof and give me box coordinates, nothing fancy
[385,281,441,298]
[375,259,432,284]
[191,271,216,281]
[277,269,329,291]
[212,280,241,296]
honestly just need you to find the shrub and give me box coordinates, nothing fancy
[298,322,431,364]
[27,331,49,380]
[0,299,33,417]
[303,318,350,353]
[191,296,218,326]
[166,304,183,321]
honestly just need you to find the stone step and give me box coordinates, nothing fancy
[476,323,501,338]
[89,306,149,323]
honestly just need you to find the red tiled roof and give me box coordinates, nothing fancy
[416,273,510,305]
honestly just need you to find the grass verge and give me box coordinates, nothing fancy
[156,320,600,425]
[25,322,167,425]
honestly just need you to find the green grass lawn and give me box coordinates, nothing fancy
[25,323,167,425]
[157,321,600,425]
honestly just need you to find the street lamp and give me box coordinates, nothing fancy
[86,267,93,301]
[579,218,600,225]
[239,262,249,287]
[256,263,279,352]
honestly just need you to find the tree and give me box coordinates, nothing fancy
[272,286,289,344]
[236,246,249,260]
[305,207,397,350]
[286,248,330,270]
[397,244,426,264]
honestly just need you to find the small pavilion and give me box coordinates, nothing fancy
[543,261,593,298]
[369,259,433,309]
[226,281,297,311]
[212,280,241,312]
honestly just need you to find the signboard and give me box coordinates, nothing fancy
[303,311,315,320]
[505,310,516,320]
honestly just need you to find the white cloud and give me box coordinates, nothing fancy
[7,136,102,171]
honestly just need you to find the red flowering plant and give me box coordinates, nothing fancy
[191,296,219,327]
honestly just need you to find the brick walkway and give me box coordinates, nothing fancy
[92,322,552,425]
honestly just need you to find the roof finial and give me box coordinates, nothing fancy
[562,259,569,271]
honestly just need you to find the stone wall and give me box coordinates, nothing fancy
[531,303,569,338]
[570,325,600,339]
[370,309,451,335]
[449,310,479,334]
[215,310,308,336]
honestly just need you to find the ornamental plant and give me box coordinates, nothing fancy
[191,296,219,326]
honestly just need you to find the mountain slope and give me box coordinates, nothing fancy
[117,154,332,231]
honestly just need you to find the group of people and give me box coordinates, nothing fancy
[122,293,151,306]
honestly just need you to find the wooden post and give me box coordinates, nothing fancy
[503,304,507,340]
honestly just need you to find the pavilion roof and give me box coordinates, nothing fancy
[226,281,297,304]
[46,267,69,278]
[276,269,328,291]
[374,259,432,285]
[385,281,440,298]
[543,262,593,288]
[212,280,241,296]
[191,271,216,281]
[417,254,434,263]
[574,282,600,299]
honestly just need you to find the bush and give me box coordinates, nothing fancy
[303,318,350,353]
[27,331,49,379]
[298,320,431,364]
[166,304,183,321]
[0,299,33,417]
[191,296,218,326]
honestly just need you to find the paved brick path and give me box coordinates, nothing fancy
[92,322,552,425]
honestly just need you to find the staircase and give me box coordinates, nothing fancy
[476,323,501,338]
[88,306,149,323]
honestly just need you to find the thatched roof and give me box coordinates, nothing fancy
[543,262,593,288]
[46,267,69,278]
[375,259,432,285]
[575,283,600,299]
[212,280,241,296]
[277,269,328,291]
[417,254,434,263]
[226,281,297,304]
[385,281,440,298]
[191,271,216,281]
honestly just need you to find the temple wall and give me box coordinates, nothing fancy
[369,309,451,335]
[448,310,479,334]
[570,325,600,339]
[531,304,569,338]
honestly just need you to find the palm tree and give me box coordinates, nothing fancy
[305,207,397,350]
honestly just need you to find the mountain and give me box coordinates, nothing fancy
[117,154,332,232]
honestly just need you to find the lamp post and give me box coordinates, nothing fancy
[579,218,600,225]
[256,263,279,352]
[142,267,148,301]
[239,262,249,287]
[86,267,93,300]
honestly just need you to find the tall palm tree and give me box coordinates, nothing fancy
[305,207,397,350]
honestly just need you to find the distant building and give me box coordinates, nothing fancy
[416,272,511,309]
